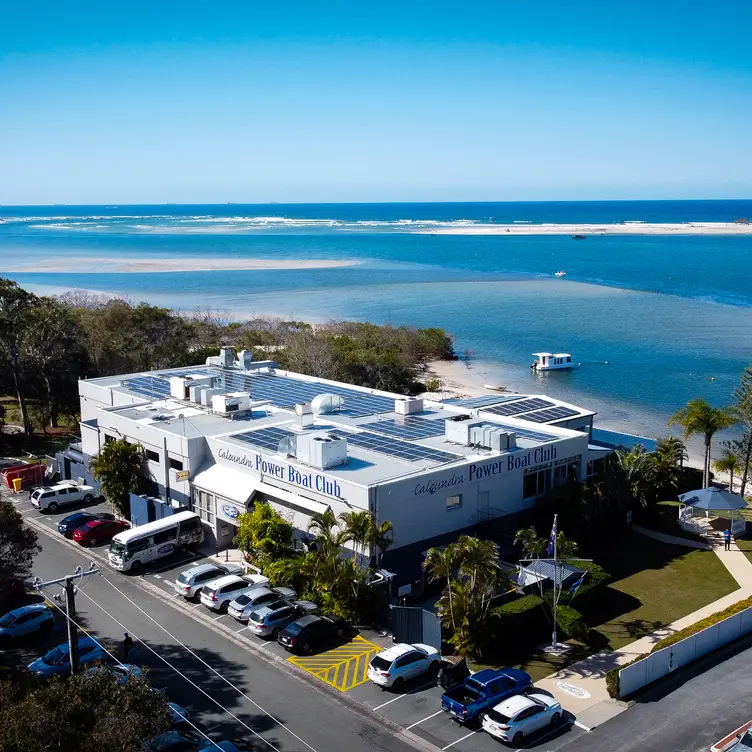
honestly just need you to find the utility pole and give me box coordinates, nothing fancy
[33,564,99,677]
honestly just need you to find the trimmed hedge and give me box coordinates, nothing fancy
[651,595,752,652]
[555,605,588,642]
[492,595,548,649]
[605,653,648,699]
[566,560,611,609]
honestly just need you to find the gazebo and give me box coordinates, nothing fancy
[678,488,748,536]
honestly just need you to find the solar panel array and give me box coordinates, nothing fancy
[219,370,394,418]
[232,426,293,452]
[482,422,558,443]
[483,398,555,417]
[522,406,580,423]
[121,376,172,400]
[335,429,461,464]
[443,395,522,409]
[364,416,446,441]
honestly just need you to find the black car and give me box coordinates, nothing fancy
[277,614,346,654]
[58,511,115,538]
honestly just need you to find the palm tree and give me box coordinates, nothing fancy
[613,446,657,508]
[308,508,350,553]
[89,438,144,518]
[514,526,547,559]
[714,449,741,493]
[369,518,394,567]
[423,546,460,630]
[338,510,372,562]
[669,399,736,487]
[655,436,688,469]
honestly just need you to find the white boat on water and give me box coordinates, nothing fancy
[554,270,566,277]
[531,352,575,371]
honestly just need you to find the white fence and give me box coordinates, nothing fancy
[618,605,752,697]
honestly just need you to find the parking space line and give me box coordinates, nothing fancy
[574,720,592,732]
[148,553,202,575]
[406,710,443,730]
[236,626,248,633]
[372,680,437,710]
[441,731,476,750]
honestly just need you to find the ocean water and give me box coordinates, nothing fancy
[2,201,751,442]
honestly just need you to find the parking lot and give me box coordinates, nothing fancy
[10,489,589,752]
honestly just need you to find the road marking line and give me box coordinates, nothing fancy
[154,574,162,579]
[406,710,443,730]
[236,626,248,633]
[372,680,436,710]
[574,720,593,732]
[441,731,476,750]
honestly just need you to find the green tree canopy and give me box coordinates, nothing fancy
[233,502,293,562]
[0,500,40,609]
[89,439,145,518]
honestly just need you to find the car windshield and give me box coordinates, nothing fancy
[109,541,126,556]
[370,656,392,671]
[285,621,304,635]
[42,646,65,665]
[486,709,512,724]
[0,613,15,627]
[233,594,251,606]
[249,610,264,622]
[31,490,41,499]
[176,573,189,584]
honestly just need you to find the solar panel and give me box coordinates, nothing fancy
[522,407,580,423]
[339,430,461,464]
[121,376,172,400]
[483,398,555,417]
[232,426,293,451]
[443,395,522,409]
[479,421,557,443]
[365,416,446,441]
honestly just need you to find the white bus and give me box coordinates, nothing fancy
[108,511,203,572]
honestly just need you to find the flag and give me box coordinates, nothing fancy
[568,572,587,596]
[547,515,557,557]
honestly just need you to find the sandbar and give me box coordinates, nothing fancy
[2,256,359,274]
[420,222,752,236]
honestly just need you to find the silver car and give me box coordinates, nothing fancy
[173,563,243,600]
[199,574,270,612]
[227,586,297,622]
[248,600,318,638]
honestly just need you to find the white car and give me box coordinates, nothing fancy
[367,643,440,689]
[173,563,243,600]
[199,574,270,612]
[227,587,297,622]
[30,482,97,513]
[482,693,562,745]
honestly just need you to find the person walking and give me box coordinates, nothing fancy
[122,631,134,663]
[724,528,732,551]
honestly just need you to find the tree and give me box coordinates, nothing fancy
[89,439,145,518]
[612,446,657,508]
[370,518,394,568]
[669,398,735,488]
[655,436,688,469]
[0,500,40,609]
[234,502,293,562]
[514,526,547,558]
[0,667,172,752]
[0,278,38,435]
[732,366,752,497]
[338,510,372,562]
[714,448,742,493]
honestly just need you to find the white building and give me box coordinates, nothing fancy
[75,348,611,557]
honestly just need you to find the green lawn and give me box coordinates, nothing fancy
[734,535,752,565]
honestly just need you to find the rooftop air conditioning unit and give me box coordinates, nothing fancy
[295,432,347,469]
[189,385,207,404]
[200,387,224,406]
[170,377,190,400]
[212,392,251,415]
[445,417,484,445]
[295,403,314,428]
[235,349,253,370]
[311,393,345,415]
[395,398,423,415]
[220,347,234,368]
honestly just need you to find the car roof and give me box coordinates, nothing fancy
[205,574,243,588]
[493,694,536,716]
[376,643,418,661]
[244,586,274,598]
[181,563,223,578]
[62,511,92,519]
[294,614,321,627]
[6,603,49,617]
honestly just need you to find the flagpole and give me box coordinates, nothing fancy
[552,513,558,651]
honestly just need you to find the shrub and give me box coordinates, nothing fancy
[555,604,588,642]
[651,595,752,652]
[605,653,648,699]
[567,560,612,612]
[424,377,442,392]
[492,595,548,649]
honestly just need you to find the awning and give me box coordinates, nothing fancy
[679,487,748,512]
[254,480,330,516]
[192,463,257,504]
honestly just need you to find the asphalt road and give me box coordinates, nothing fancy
[559,633,752,752]
[10,522,421,752]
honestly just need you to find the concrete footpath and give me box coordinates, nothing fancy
[535,528,752,730]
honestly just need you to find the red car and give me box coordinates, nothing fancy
[72,519,129,547]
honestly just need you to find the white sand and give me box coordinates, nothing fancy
[3,257,359,274]
[420,222,752,237]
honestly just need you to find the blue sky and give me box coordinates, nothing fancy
[1,1,750,203]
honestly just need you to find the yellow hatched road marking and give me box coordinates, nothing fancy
[288,635,381,692]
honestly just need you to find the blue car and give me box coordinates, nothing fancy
[28,636,109,677]
[0,603,54,641]
[142,728,205,751]
[58,511,114,539]
[84,662,145,684]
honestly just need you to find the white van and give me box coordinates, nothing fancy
[31,482,97,513]
[108,511,203,572]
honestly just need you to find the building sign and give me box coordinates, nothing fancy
[175,470,190,482]
[215,447,343,500]
[414,446,558,497]
[216,498,246,526]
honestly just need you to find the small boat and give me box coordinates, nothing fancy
[572,235,586,240]
[483,384,507,392]
[531,352,576,371]
[554,270,566,277]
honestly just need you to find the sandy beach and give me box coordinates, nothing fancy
[2,257,359,274]
[420,222,752,236]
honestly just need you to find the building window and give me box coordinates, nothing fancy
[146,450,159,463]
[446,494,462,510]
[523,462,553,500]
[169,458,184,472]
[193,488,215,524]
[553,455,581,486]
[104,434,115,444]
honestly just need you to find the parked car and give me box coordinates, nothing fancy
[277,614,346,654]
[30,482,97,513]
[28,636,109,677]
[482,692,562,745]
[247,600,318,638]
[199,574,270,612]
[367,642,440,689]
[173,563,243,600]
[143,727,205,751]
[227,587,297,622]
[58,511,115,538]
[167,702,191,727]
[441,668,532,724]
[73,518,129,547]
[84,662,144,684]
[0,603,54,642]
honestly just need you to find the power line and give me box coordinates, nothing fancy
[95,573,318,752]
[35,583,224,752]
[75,582,285,752]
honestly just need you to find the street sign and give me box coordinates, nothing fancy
[175,471,190,482]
